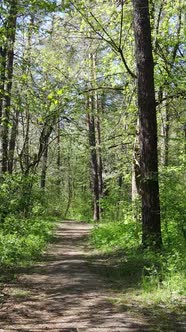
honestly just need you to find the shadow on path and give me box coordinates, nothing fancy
[0,220,184,332]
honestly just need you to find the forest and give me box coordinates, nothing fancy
[0,0,186,330]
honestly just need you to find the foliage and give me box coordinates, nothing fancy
[0,0,185,313]
[67,193,93,221]
[160,166,186,245]
[0,174,55,267]
[91,213,141,250]
[0,215,54,266]
[90,185,186,301]
[0,174,47,221]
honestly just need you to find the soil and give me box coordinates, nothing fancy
[0,220,185,332]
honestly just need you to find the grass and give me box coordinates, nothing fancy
[3,286,31,298]
[0,214,58,305]
[0,215,56,267]
[90,218,186,330]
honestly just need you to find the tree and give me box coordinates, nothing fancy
[0,0,184,244]
[87,53,100,221]
[1,0,18,173]
[132,0,162,248]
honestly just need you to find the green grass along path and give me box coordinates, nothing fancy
[0,220,185,332]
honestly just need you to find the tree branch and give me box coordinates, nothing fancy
[70,1,136,79]
[156,92,186,106]
[79,85,127,95]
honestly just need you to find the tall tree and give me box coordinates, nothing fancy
[132,0,162,248]
[1,0,18,173]
[87,53,100,221]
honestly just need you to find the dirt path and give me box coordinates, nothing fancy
[0,220,180,331]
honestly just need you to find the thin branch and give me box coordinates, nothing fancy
[89,11,118,51]
[172,7,182,64]
[71,2,114,48]
[156,92,186,106]
[70,1,136,79]
[108,142,132,149]
[154,2,163,51]
[79,85,127,95]
[118,47,137,78]
[119,0,124,48]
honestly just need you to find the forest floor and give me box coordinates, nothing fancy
[0,220,185,332]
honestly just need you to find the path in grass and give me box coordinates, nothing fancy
[0,220,185,332]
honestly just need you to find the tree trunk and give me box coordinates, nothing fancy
[56,119,62,190]
[0,47,6,122]
[132,121,141,200]
[132,0,162,249]
[8,108,19,173]
[87,53,100,221]
[87,110,100,221]
[40,143,49,189]
[96,98,103,199]
[2,0,17,173]
[19,109,30,174]
[184,124,186,158]
[57,121,61,170]
[64,147,72,218]
[162,102,170,167]
[0,46,7,171]
[95,85,103,218]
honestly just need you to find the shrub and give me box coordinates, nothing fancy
[0,215,54,266]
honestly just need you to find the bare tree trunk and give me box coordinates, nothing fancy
[64,146,72,218]
[87,53,100,221]
[164,106,169,167]
[132,0,162,249]
[0,47,6,122]
[132,120,141,200]
[92,54,103,201]
[95,78,103,217]
[19,109,30,174]
[162,102,170,167]
[184,124,186,158]
[2,0,17,173]
[56,119,62,190]
[87,110,100,221]
[57,121,61,170]
[96,98,103,199]
[8,108,19,173]
[0,46,6,171]
[40,143,49,189]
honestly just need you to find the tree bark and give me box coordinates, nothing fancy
[40,143,49,189]
[87,110,100,221]
[87,53,100,221]
[96,115,103,217]
[19,109,30,175]
[0,46,7,170]
[132,120,141,200]
[0,47,6,122]
[2,0,17,173]
[8,108,19,173]
[162,102,170,167]
[96,98,103,199]
[95,75,103,218]
[132,0,162,248]
[56,119,62,190]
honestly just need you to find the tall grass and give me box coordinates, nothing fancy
[0,215,55,266]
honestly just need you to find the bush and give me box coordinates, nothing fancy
[90,194,186,300]
[160,165,186,245]
[0,173,47,221]
[91,213,141,251]
[0,215,54,266]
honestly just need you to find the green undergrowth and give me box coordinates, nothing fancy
[90,218,186,314]
[0,215,56,267]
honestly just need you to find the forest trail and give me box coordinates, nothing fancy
[0,221,179,331]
